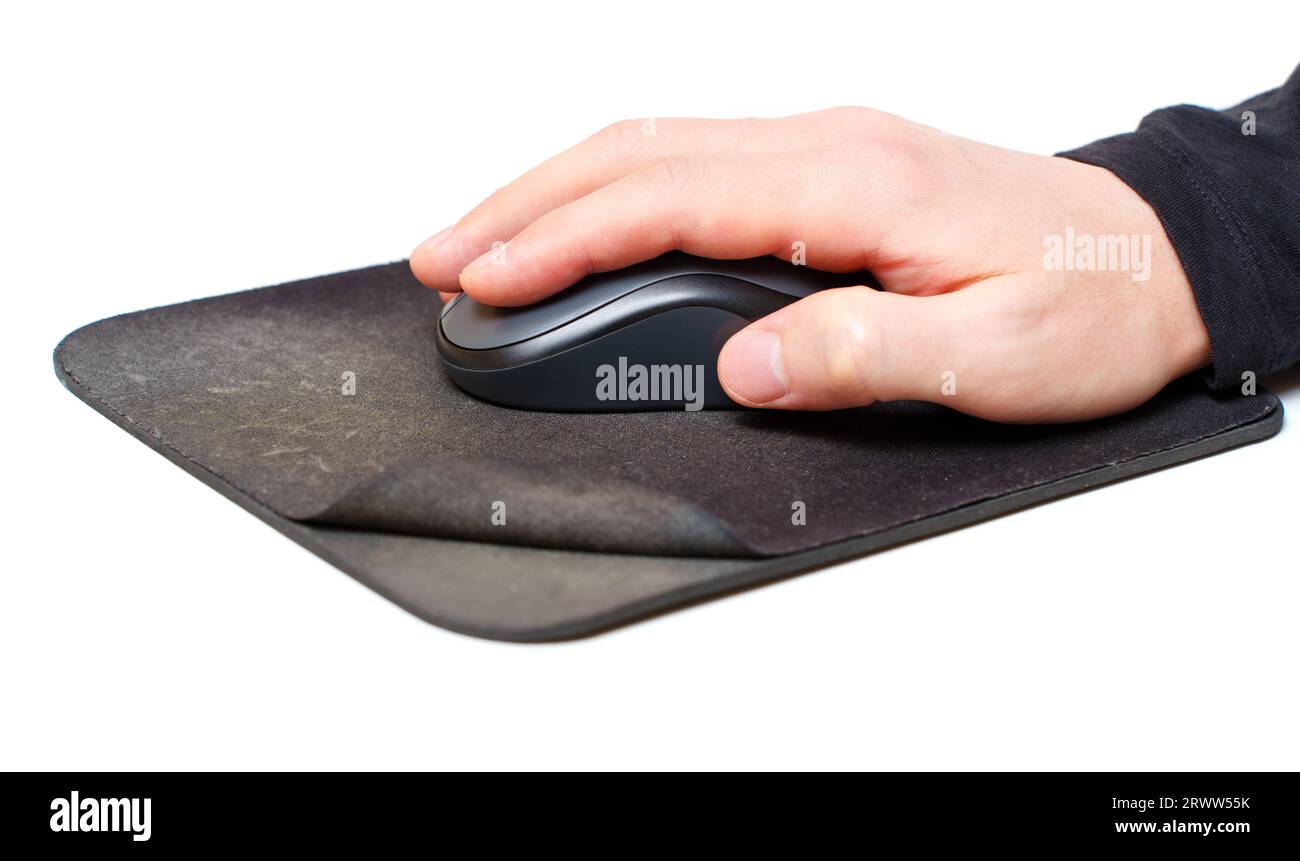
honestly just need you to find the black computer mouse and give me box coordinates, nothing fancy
[435,252,873,411]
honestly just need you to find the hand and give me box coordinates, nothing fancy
[409,107,1211,422]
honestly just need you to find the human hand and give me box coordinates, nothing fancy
[410,107,1210,422]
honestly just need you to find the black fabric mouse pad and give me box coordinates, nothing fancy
[55,262,1282,640]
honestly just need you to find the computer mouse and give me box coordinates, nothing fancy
[435,252,874,411]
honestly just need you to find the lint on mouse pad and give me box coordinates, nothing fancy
[53,261,1281,641]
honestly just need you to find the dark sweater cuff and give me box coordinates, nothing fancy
[1059,129,1275,390]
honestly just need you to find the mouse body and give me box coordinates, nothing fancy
[435,252,871,411]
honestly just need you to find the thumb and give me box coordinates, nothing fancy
[717,286,972,411]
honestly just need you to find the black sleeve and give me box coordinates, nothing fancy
[1058,64,1300,389]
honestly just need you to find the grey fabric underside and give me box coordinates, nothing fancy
[54,262,1283,639]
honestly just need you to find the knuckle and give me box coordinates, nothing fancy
[818,294,879,397]
[815,105,899,132]
[642,154,700,195]
[818,105,873,123]
[594,118,655,161]
[868,133,927,178]
[860,134,931,205]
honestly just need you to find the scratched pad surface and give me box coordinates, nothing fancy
[54,262,1282,639]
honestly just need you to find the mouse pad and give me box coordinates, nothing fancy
[54,262,1283,640]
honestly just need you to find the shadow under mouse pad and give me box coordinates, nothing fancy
[55,262,1282,640]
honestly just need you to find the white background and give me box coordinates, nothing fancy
[3,1,1298,770]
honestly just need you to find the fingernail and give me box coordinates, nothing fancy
[419,226,453,255]
[720,330,787,404]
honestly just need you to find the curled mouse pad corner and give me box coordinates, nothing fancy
[307,455,753,558]
[53,261,1284,640]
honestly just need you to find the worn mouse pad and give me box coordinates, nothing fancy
[55,262,1282,639]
